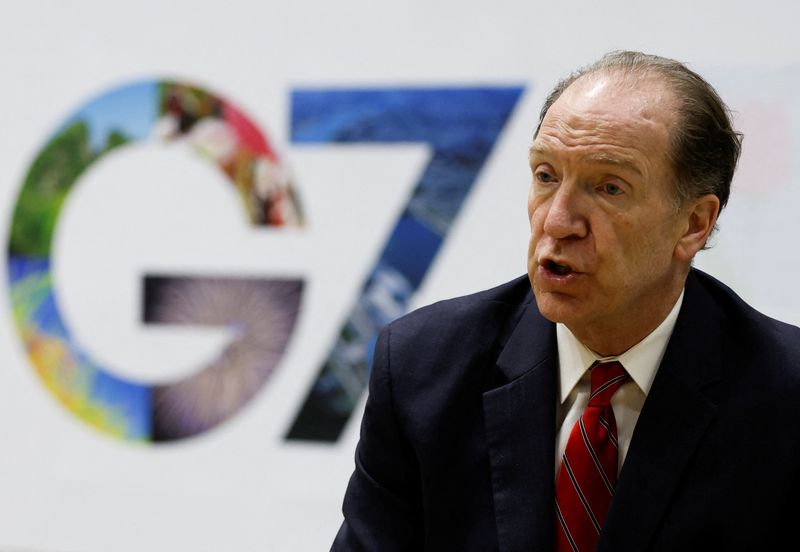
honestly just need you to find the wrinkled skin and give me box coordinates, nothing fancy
[527,72,719,355]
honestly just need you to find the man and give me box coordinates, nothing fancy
[332,51,800,551]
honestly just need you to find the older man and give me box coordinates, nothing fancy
[332,51,800,551]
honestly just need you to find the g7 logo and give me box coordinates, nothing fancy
[7,81,522,443]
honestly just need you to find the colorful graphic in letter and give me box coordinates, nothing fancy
[7,81,303,442]
[286,87,523,441]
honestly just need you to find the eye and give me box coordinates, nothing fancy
[601,182,624,196]
[534,168,557,184]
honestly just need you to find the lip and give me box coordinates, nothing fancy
[536,258,583,285]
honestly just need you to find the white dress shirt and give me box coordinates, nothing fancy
[555,291,684,477]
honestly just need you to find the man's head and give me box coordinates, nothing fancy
[527,51,742,355]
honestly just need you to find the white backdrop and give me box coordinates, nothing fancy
[2,1,800,550]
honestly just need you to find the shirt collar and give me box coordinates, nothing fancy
[556,290,685,404]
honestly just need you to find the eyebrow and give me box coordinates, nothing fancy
[528,143,644,177]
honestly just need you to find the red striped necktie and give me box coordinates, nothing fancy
[555,361,631,552]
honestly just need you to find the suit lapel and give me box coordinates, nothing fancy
[599,271,724,551]
[483,299,558,552]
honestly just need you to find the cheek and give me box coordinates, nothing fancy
[527,208,548,255]
[527,191,536,226]
[527,204,547,261]
[592,219,634,269]
[608,219,672,275]
[527,194,547,230]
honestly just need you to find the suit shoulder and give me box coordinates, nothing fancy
[372,276,538,437]
[387,275,533,343]
[691,268,800,360]
[374,275,536,386]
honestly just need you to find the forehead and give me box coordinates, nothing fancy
[532,72,677,171]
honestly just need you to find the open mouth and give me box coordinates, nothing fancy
[545,260,573,276]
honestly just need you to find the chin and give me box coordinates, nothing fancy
[531,289,581,325]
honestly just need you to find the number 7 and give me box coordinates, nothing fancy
[286,87,524,442]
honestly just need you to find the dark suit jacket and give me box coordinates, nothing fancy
[332,269,800,551]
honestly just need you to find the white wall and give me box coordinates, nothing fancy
[1,1,799,550]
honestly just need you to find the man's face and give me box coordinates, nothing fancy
[528,73,690,351]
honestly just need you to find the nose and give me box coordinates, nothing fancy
[541,185,588,240]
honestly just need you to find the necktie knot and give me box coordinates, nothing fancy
[588,361,630,407]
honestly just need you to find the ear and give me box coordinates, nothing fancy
[673,194,720,263]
